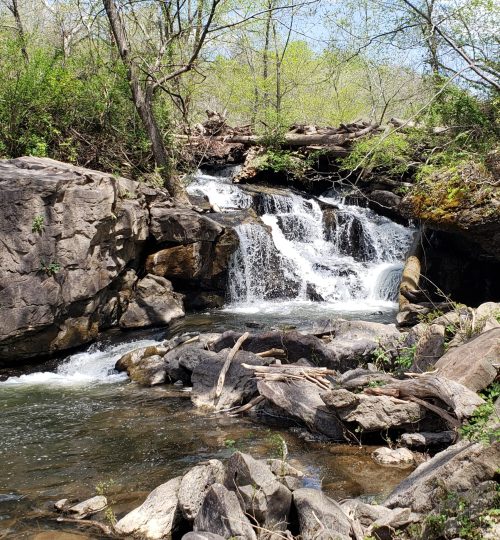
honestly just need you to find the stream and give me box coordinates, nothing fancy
[0,168,416,537]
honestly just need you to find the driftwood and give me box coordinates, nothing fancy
[242,363,335,390]
[364,374,484,424]
[214,331,249,401]
[256,348,286,359]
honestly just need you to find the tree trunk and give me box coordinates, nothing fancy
[8,0,29,62]
[102,0,186,201]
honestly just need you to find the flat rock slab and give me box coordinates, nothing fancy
[115,476,182,539]
[384,440,500,513]
[435,328,500,391]
[293,488,352,540]
[68,496,107,518]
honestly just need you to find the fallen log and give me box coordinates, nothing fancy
[364,374,484,422]
[242,363,335,390]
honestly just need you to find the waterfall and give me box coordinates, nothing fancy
[187,170,415,311]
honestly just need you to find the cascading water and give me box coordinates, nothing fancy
[189,169,415,313]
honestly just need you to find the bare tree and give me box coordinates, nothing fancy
[2,0,29,61]
[102,0,220,199]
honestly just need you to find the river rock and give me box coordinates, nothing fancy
[119,274,185,329]
[178,460,225,521]
[191,349,268,411]
[225,452,292,527]
[212,330,337,366]
[434,328,500,391]
[0,157,154,362]
[399,431,456,448]
[322,391,423,431]
[322,319,403,371]
[371,447,415,467]
[114,476,182,539]
[293,488,352,540]
[411,323,445,372]
[182,533,225,540]
[258,378,345,440]
[68,495,107,518]
[193,483,256,540]
[384,440,500,512]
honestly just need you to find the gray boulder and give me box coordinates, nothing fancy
[322,391,423,431]
[293,488,352,540]
[435,328,500,391]
[411,323,445,372]
[0,157,153,362]
[225,452,292,527]
[191,349,268,411]
[114,476,182,539]
[178,460,225,521]
[68,495,107,518]
[119,274,185,329]
[384,440,500,512]
[193,483,256,540]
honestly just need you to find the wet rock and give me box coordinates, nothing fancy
[114,476,182,539]
[411,324,445,372]
[147,243,207,280]
[293,488,352,540]
[119,274,185,329]
[371,447,415,468]
[193,483,256,540]
[322,391,423,431]
[225,452,292,527]
[54,498,70,511]
[369,190,402,220]
[149,205,222,243]
[384,440,500,512]
[399,431,456,448]
[0,157,153,362]
[258,378,345,440]
[165,346,220,384]
[435,328,500,391]
[212,330,338,367]
[191,349,268,411]
[68,495,107,518]
[178,460,225,521]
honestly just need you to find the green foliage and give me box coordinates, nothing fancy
[372,338,415,373]
[254,149,307,175]
[459,384,500,444]
[223,438,236,449]
[267,433,288,462]
[340,132,413,175]
[32,215,45,234]
[40,261,61,276]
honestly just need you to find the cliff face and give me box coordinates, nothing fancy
[0,157,238,364]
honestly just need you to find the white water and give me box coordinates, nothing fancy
[189,170,415,313]
[1,338,160,386]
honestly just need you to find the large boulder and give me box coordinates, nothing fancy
[257,377,345,440]
[384,440,500,513]
[119,275,185,329]
[114,476,182,539]
[224,452,292,528]
[293,488,352,540]
[193,483,256,540]
[0,157,154,362]
[435,328,500,391]
[178,460,225,521]
[322,390,423,431]
[190,349,268,411]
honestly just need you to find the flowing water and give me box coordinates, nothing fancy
[1,168,415,536]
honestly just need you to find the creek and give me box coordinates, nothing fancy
[0,168,416,537]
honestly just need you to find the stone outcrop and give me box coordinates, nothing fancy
[0,157,239,364]
[384,440,500,513]
[435,328,500,391]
